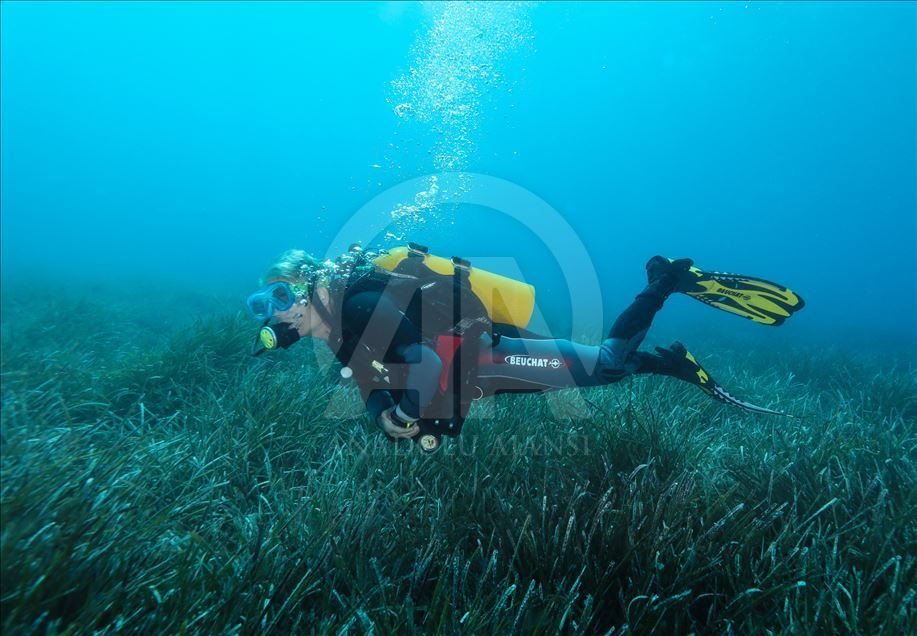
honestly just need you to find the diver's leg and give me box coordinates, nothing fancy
[473,256,694,395]
[598,257,694,381]
[627,342,707,382]
[475,333,610,398]
[476,334,716,395]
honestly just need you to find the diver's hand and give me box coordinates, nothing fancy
[377,406,420,440]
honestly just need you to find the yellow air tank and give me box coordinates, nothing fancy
[371,244,536,328]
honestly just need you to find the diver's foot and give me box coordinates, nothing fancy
[646,256,694,296]
[653,341,715,395]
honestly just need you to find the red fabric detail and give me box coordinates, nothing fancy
[434,335,464,393]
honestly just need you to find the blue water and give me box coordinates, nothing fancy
[2,2,914,354]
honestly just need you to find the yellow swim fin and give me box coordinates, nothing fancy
[675,263,805,326]
[656,342,794,417]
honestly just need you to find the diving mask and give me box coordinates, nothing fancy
[245,281,310,320]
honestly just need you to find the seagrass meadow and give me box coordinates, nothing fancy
[1,286,914,635]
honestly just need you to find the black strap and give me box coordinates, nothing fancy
[250,319,271,357]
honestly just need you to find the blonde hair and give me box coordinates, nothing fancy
[260,249,324,286]
[260,245,381,307]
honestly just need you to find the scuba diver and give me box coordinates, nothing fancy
[246,243,805,453]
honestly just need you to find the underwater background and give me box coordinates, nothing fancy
[2,1,915,351]
[1,2,915,633]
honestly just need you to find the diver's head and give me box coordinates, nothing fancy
[247,249,334,349]
[257,281,332,341]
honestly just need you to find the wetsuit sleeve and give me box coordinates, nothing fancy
[395,342,443,420]
[342,291,444,421]
[365,389,395,421]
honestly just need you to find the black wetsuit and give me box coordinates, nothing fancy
[331,278,675,423]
